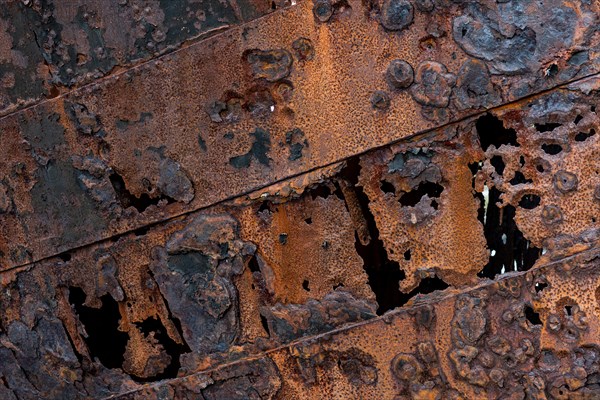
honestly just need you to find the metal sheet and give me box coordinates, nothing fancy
[2,1,600,398]
[0,0,277,115]
[3,0,600,269]
[0,72,599,396]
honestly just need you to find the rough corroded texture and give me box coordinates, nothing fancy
[0,0,279,116]
[3,0,600,399]
[0,71,599,396]
[0,218,599,398]
[3,0,600,269]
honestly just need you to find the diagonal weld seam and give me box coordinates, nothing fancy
[4,69,600,274]
[103,242,600,399]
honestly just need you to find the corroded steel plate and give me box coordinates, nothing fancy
[1,1,600,399]
[2,0,600,269]
[0,72,599,397]
[0,0,277,115]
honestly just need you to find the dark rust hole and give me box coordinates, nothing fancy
[476,114,519,151]
[68,287,128,370]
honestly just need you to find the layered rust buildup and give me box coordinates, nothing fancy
[1,0,600,398]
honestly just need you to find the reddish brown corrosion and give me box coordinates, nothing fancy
[1,0,600,399]
[2,0,600,270]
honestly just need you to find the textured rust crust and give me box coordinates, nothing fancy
[3,0,600,269]
[2,0,600,399]
[0,0,280,116]
[0,225,599,398]
[0,73,599,396]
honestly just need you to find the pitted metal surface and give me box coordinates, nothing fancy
[1,0,600,399]
[0,0,280,115]
[3,0,600,269]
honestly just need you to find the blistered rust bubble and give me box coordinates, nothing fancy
[292,38,315,61]
[410,61,456,108]
[246,49,293,82]
[386,59,414,89]
[313,0,333,22]
[380,0,413,31]
[370,90,390,110]
[553,170,579,193]
[541,205,563,225]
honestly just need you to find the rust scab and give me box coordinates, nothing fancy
[379,0,413,31]
[262,290,377,343]
[151,214,253,366]
[291,38,315,61]
[452,13,536,75]
[246,49,293,82]
[454,60,499,111]
[208,95,244,124]
[410,61,456,108]
[451,295,487,348]
[67,102,103,136]
[385,59,414,90]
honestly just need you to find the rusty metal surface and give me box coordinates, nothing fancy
[0,0,278,115]
[0,212,598,398]
[3,0,600,269]
[2,0,600,399]
[0,69,599,397]
[114,247,600,399]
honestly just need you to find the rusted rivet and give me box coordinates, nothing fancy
[380,0,413,31]
[371,90,390,110]
[553,170,578,193]
[313,0,333,22]
[386,59,414,89]
[391,353,422,381]
[541,205,562,225]
[292,38,315,61]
